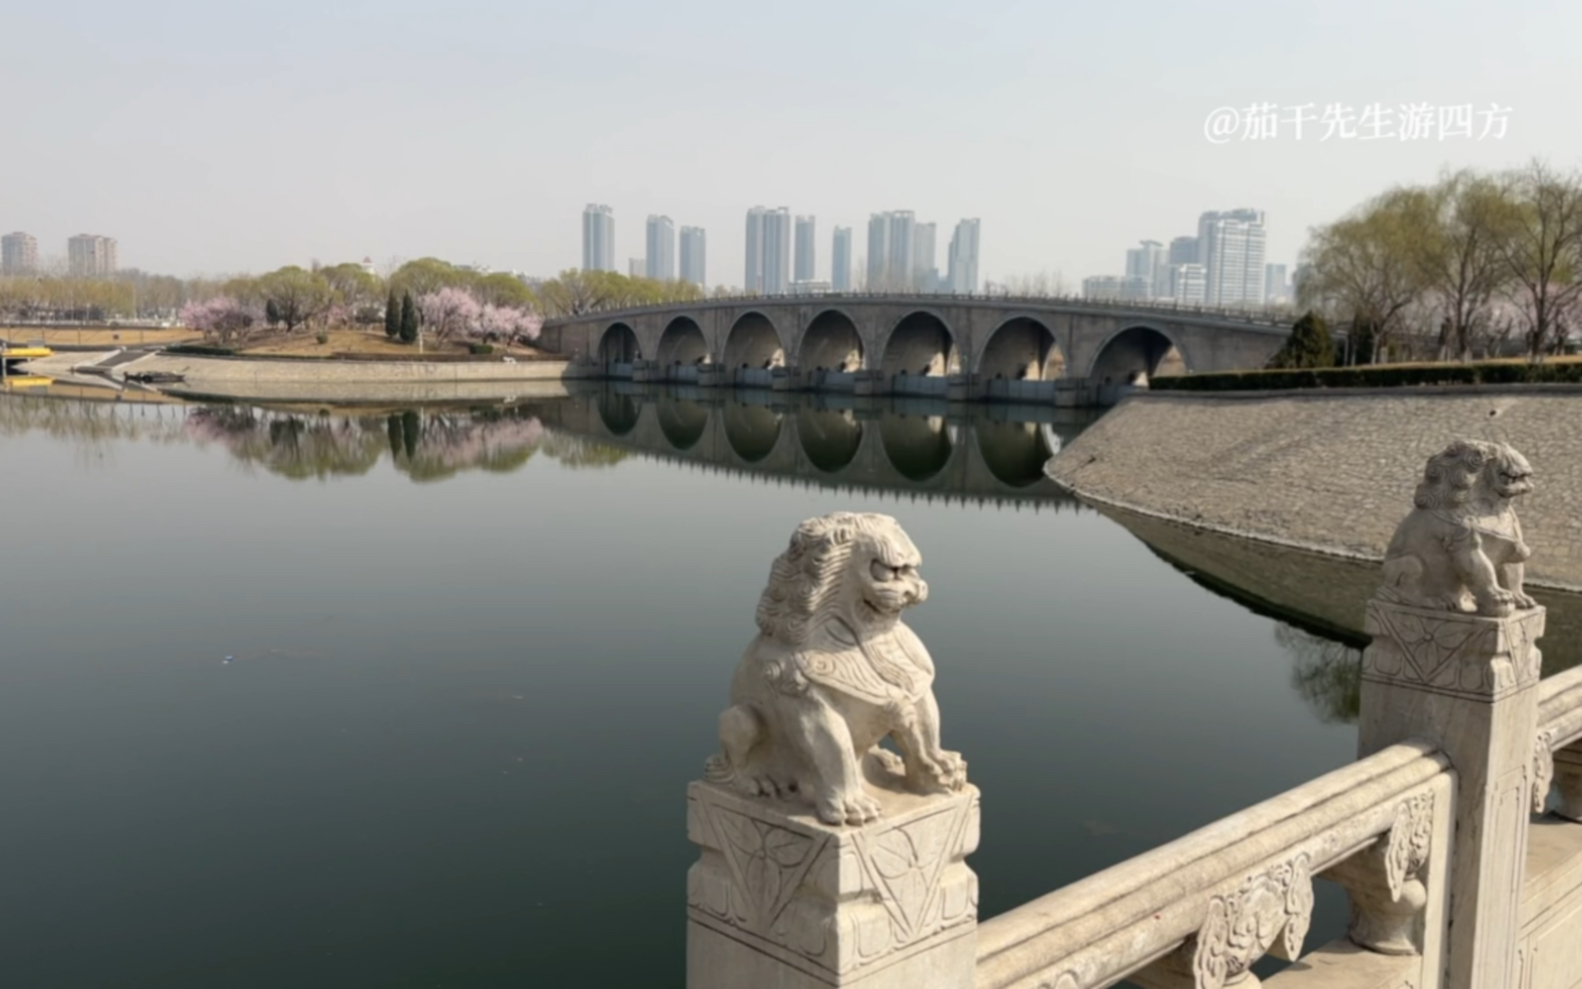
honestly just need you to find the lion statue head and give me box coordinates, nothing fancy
[755,512,927,645]
[1414,440,1534,512]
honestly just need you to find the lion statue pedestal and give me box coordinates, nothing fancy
[686,512,980,989]
[1358,439,1549,989]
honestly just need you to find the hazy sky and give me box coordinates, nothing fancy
[3,0,1576,288]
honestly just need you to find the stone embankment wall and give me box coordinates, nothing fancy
[1047,387,1582,591]
[20,352,571,404]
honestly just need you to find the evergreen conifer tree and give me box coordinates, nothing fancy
[399,293,418,343]
[265,299,281,327]
[1266,311,1335,369]
[384,291,400,338]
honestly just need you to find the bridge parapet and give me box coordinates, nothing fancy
[684,439,1582,989]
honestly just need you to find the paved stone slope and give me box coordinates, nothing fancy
[1048,387,1582,591]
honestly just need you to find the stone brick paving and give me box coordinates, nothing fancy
[1048,387,1582,591]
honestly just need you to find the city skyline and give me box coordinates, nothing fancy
[3,2,1572,286]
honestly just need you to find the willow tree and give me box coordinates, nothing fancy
[1298,189,1422,364]
[1492,160,1582,359]
[1402,170,1514,361]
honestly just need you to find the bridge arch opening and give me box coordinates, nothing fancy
[797,407,863,473]
[723,400,782,464]
[799,310,864,372]
[597,323,640,370]
[657,316,709,368]
[881,414,953,482]
[657,395,710,451]
[881,312,959,381]
[596,389,640,437]
[978,317,1065,381]
[724,312,786,374]
[976,419,1059,488]
[1087,325,1188,385]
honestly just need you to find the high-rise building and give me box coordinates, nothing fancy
[1264,263,1289,304]
[1,232,38,275]
[679,226,706,287]
[1167,236,1199,266]
[866,214,889,290]
[794,215,816,283]
[67,234,118,277]
[582,204,615,272]
[912,222,937,292]
[1125,240,1167,299]
[1197,209,1266,307]
[946,219,980,293]
[745,207,767,292]
[762,208,792,294]
[629,258,646,278]
[645,215,675,281]
[1167,263,1207,305]
[831,227,852,292]
[885,211,915,290]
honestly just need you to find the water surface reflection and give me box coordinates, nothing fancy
[0,386,1375,987]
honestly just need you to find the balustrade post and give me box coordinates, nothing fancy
[686,513,979,989]
[1355,439,1543,989]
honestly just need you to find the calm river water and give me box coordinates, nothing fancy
[0,385,1363,987]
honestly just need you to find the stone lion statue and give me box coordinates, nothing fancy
[704,512,967,825]
[1378,439,1537,617]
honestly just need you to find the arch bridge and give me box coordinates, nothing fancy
[539,295,1292,407]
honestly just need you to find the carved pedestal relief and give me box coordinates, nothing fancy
[687,780,979,982]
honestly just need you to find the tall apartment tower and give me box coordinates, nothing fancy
[1264,263,1289,304]
[67,234,118,277]
[885,211,915,291]
[645,215,676,281]
[1197,209,1266,307]
[946,219,981,294]
[582,205,615,272]
[1,232,38,275]
[866,214,890,290]
[912,222,937,292]
[679,226,706,288]
[745,207,767,292]
[831,227,852,291]
[1125,240,1168,299]
[794,215,816,282]
[762,208,792,294]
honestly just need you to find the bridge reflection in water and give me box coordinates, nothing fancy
[552,380,1095,507]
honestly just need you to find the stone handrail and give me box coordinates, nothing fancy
[1539,664,1582,751]
[974,742,1450,989]
[686,446,1582,989]
[540,291,1296,329]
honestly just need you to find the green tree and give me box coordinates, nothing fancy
[1403,170,1513,361]
[473,272,537,308]
[1298,189,1421,364]
[1266,311,1335,369]
[389,258,477,299]
[257,266,332,333]
[384,290,399,339]
[399,292,418,343]
[265,298,281,327]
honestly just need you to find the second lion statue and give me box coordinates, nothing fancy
[704,512,968,826]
